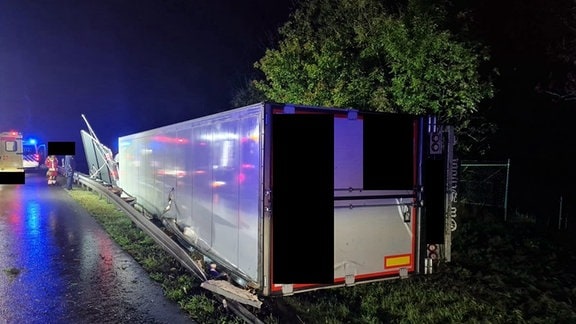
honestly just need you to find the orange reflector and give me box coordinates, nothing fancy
[384,254,411,268]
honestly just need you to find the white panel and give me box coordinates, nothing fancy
[118,105,263,282]
[334,117,363,189]
[334,203,413,279]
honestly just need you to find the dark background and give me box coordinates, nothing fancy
[1,0,574,222]
[0,0,293,161]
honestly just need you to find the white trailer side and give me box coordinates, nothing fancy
[118,104,264,284]
[117,102,455,296]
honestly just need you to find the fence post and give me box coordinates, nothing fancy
[558,196,563,230]
[504,158,510,222]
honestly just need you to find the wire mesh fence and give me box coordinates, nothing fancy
[458,159,573,230]
[458,160,511,221]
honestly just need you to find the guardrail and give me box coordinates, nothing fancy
[71,172,263,323]
[73,172,207,280]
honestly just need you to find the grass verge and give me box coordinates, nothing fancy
[67,184,576,323]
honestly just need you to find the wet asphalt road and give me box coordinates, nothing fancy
[0,173,195,324]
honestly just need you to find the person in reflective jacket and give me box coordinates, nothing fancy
[64,155,76,190]
[45,155,58,185]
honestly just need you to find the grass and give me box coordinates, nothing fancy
[67,188,242,323]
[66,184,576,323]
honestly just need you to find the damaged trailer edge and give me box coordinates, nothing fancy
[110,102,456,298]
[80,114,120,187]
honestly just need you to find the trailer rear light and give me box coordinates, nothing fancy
[427,244,438,260]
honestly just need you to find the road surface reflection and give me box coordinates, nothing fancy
[0,173,193,323]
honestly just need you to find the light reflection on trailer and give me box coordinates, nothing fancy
[117,102,456,297]
[118,115,262,281]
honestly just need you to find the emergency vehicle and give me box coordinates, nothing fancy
[22,138,42,171]
[0,131,24,171]
[0,131,24,184]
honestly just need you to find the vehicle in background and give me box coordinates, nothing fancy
[0,131,24,184]
[22,138,42,172]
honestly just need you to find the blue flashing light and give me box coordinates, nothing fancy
[22,138,37,145]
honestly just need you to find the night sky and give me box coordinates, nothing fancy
[0,0,294,155]
[2,1,575,219]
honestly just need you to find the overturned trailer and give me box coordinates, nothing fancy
[115,102,457,296]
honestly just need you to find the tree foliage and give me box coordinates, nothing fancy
[230,75,266,108]
[464,0,576,103]
[253,0,494,128]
